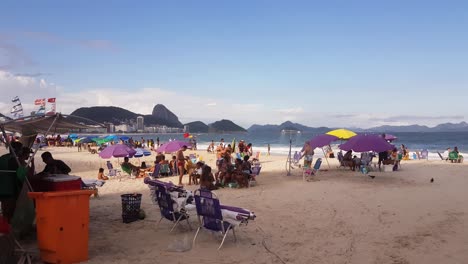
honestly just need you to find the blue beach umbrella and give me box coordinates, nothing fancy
[134,148,151,158]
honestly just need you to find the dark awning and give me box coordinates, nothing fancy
[0,113,104,134]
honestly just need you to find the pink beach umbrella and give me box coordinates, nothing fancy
[155,140,191,153]
[339,134,394,152]
[99,144,137,159]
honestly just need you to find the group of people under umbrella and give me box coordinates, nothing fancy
[301,129,398,172]
[98,140,193,182]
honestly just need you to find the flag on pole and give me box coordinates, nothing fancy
[34,98,45,105]
[34,98,46,115]
[46,98,56,115]
[10,96,24,119]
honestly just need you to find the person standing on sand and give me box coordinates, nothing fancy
[301,141,314,168]
[267,143,270,156]
[176,145,188,185]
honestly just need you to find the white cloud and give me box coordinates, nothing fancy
[0,70,465,129]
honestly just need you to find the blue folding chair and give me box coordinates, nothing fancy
[147,164,160,178]
[303,158,322,181]
[155,184,192,232]
[193,189,237,250]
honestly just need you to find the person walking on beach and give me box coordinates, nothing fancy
[156,137,160,147]
[176,145,188,185]
[267,143,270,156]
[301,141,314,168]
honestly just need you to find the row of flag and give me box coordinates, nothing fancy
[8,97,57,119]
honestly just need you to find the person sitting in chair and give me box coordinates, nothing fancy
[200,165,217,190]
[343,150,356,171]
[121,157,139,177]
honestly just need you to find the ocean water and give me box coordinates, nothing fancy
[111,131,468,160]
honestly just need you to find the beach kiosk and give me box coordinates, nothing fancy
[0,113,104,263]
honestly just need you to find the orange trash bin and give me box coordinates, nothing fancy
[28,190,95,264]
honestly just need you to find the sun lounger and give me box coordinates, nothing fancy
[192,189,244,250]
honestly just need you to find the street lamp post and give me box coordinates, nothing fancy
[283,129,298,176]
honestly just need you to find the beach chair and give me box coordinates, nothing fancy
[337,152,351,169]
[106,161,122,181]
[448,152,460,163]
[249,165,262,187]
[189,154,197,163]
[193,189,237,250]
[159,164,170,177]
[147,164,161,178]
[303,158,322,181]
[420,149,429,160]
[121,165,135,179]
[155,184,192,232]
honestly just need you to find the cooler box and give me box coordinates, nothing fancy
[42,175,82,192]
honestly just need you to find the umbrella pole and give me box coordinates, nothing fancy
[321,147,331,169]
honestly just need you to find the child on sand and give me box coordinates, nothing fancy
[98,168,109,180]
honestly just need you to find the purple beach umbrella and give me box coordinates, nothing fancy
[156,140,191,153]
[99,144,137,159]
[308,134,339,149]
[384,134,398,142]
[339,134,394,152]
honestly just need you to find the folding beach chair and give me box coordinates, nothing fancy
[155,184,192,232]
[159,164,171,177]
[249,165,262,187]
[147,164,161,178]
[420,149,429,160]
[292,151,301,167]
[193,189,237,250]
[303,158,322,181]
[106,161,122,181]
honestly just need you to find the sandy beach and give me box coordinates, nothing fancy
[8,146,468,264]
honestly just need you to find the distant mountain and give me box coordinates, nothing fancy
[432,122,468,132]
[70,105,183,127]
[185,121,209,133]
[248,121,468,133]
[366,125,431,133]
[151,104,182,127]
[209,119,246,133]
[366,122,468,132]
[248,121,330,133]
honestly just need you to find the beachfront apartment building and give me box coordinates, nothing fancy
[136,116,144,132]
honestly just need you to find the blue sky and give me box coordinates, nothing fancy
[1,1,467,128]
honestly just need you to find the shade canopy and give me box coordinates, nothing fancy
[75,136,94,144]
[308,134,339,149]
[99,144,136,159]
[155,140,191,153]
[0,114,102,134]
[326,129,357,140]
[339,134,394,152]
